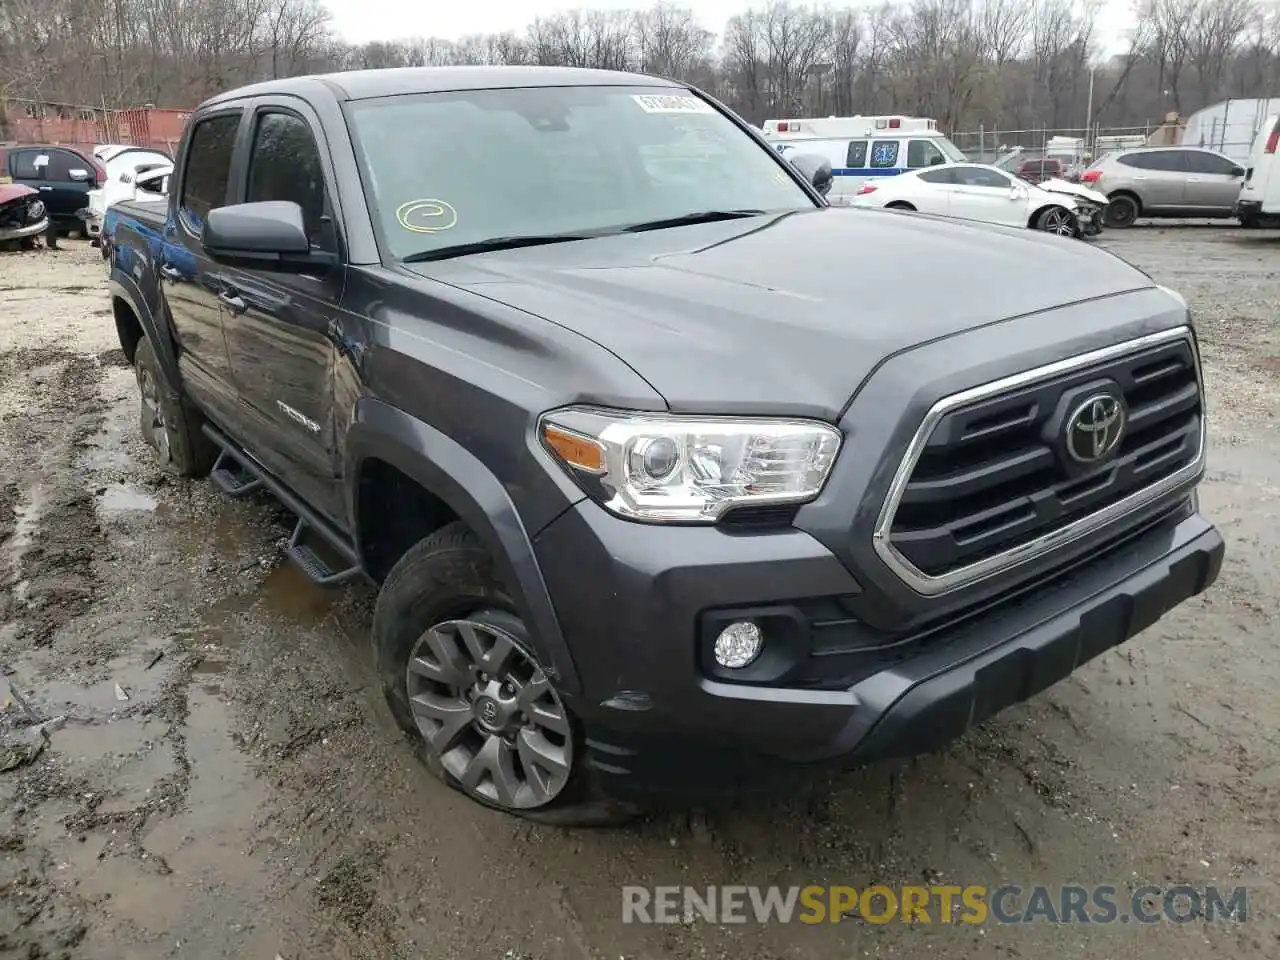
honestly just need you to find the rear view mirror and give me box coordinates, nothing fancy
[203,201,327,273]
[787,152,833,197]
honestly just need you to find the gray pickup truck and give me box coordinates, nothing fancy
[101,66,1223,825]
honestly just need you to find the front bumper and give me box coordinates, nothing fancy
[0,217,50,241]
[536,501,1223,800]
[1236,198,1263,219]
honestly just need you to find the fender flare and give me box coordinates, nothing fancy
[345,398,582,695]
[108,271,181,387]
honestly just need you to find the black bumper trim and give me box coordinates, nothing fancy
[846,525,1222,764]
[583,515,1224,802]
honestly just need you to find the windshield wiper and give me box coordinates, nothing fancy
[617,209,767,233]
[402,232,597,263]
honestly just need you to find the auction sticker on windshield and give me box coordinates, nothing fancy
[632,94,715,114]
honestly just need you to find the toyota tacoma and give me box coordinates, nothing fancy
[101,67,1223,824]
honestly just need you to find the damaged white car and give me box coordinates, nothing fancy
[82,151,172,245]
[995,150,1108,236]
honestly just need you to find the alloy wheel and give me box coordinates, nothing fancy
[138,367,171,463]
[405,615,573,810]
[1043,208,1075,236]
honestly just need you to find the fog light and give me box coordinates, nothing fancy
[713,620,763,668]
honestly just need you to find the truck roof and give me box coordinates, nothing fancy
[202,66,680,107]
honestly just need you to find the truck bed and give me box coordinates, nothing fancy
[111,197,168,227]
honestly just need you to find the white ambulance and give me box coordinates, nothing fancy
[761,115,967,205]
[1236,114,1280,228]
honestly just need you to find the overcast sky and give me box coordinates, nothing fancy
[324,0,1138,57]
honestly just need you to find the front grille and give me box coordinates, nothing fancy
[876,329,1203,591]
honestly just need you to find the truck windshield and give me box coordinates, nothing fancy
[345,85,817,260]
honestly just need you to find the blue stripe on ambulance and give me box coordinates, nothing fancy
[831,167,909,177]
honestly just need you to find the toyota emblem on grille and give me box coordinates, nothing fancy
[1065,392,1126,463]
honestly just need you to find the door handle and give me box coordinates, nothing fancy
[38,186,52,191]
[158,264,182,282]
[218,291,248,314]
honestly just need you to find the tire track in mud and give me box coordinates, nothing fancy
[0,350,108,650]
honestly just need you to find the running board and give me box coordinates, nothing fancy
[210,450,262,497]
[285,517,362,586]
[201,423,363,587]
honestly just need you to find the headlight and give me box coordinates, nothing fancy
[538,406,842,523]
[27,200,45,222]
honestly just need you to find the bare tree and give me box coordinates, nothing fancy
[0,0,1277,145]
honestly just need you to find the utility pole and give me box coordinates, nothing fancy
[1085,65,1096,157]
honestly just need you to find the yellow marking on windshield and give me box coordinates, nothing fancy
[396,198,458,234]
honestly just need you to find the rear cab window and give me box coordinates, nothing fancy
[179,112,241,233]
[11,150,44,179]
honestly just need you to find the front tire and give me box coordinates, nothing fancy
[134,338,216,477]
[373,521,638,826]
[1105,194,1139,227]
[1036,206,1078,237]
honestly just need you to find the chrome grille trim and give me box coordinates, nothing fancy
[872,326,1205,597]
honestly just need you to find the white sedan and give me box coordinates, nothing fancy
[850,162,1090,237]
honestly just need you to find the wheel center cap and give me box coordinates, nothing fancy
[473,695,504,732]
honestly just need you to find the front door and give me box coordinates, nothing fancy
[21,149,90,226]
[164,109,243,427]
[219,105,344,523]
[1181,150,1244,213]
[949,166,1026,226]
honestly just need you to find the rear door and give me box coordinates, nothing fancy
[217,101,344,521]
[909,167,957,215]
[164,108,243,427]
[1181,149,1243,213]
[1119,150,1184,210]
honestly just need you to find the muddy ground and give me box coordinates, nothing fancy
[0,227,1277,960]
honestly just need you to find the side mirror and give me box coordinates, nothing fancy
[68,168,90,182]
[1230,165,1245,178]
[203,201,322,272]
[787,152,833,197]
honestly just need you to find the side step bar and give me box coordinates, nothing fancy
[201,424,363,587]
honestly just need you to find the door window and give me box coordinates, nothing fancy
[907,139,946,168]
[1118,151,1179,171]
[179,113,241,230]
[1182,151,1236,175]
[246,111,331,248]
[952,166,1011,188]
[869,140,900,168]
[43,151,78,181]
[917,168,956,185]
[846,140,868,168]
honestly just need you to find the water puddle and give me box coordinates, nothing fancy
[96,483,158,517]
[258,561,341,623]
[5,483,44,588]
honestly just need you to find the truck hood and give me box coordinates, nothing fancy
[413,207,1156,417]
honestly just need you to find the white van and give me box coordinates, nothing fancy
[1237,114,1280,227]
[761,115,967,205]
